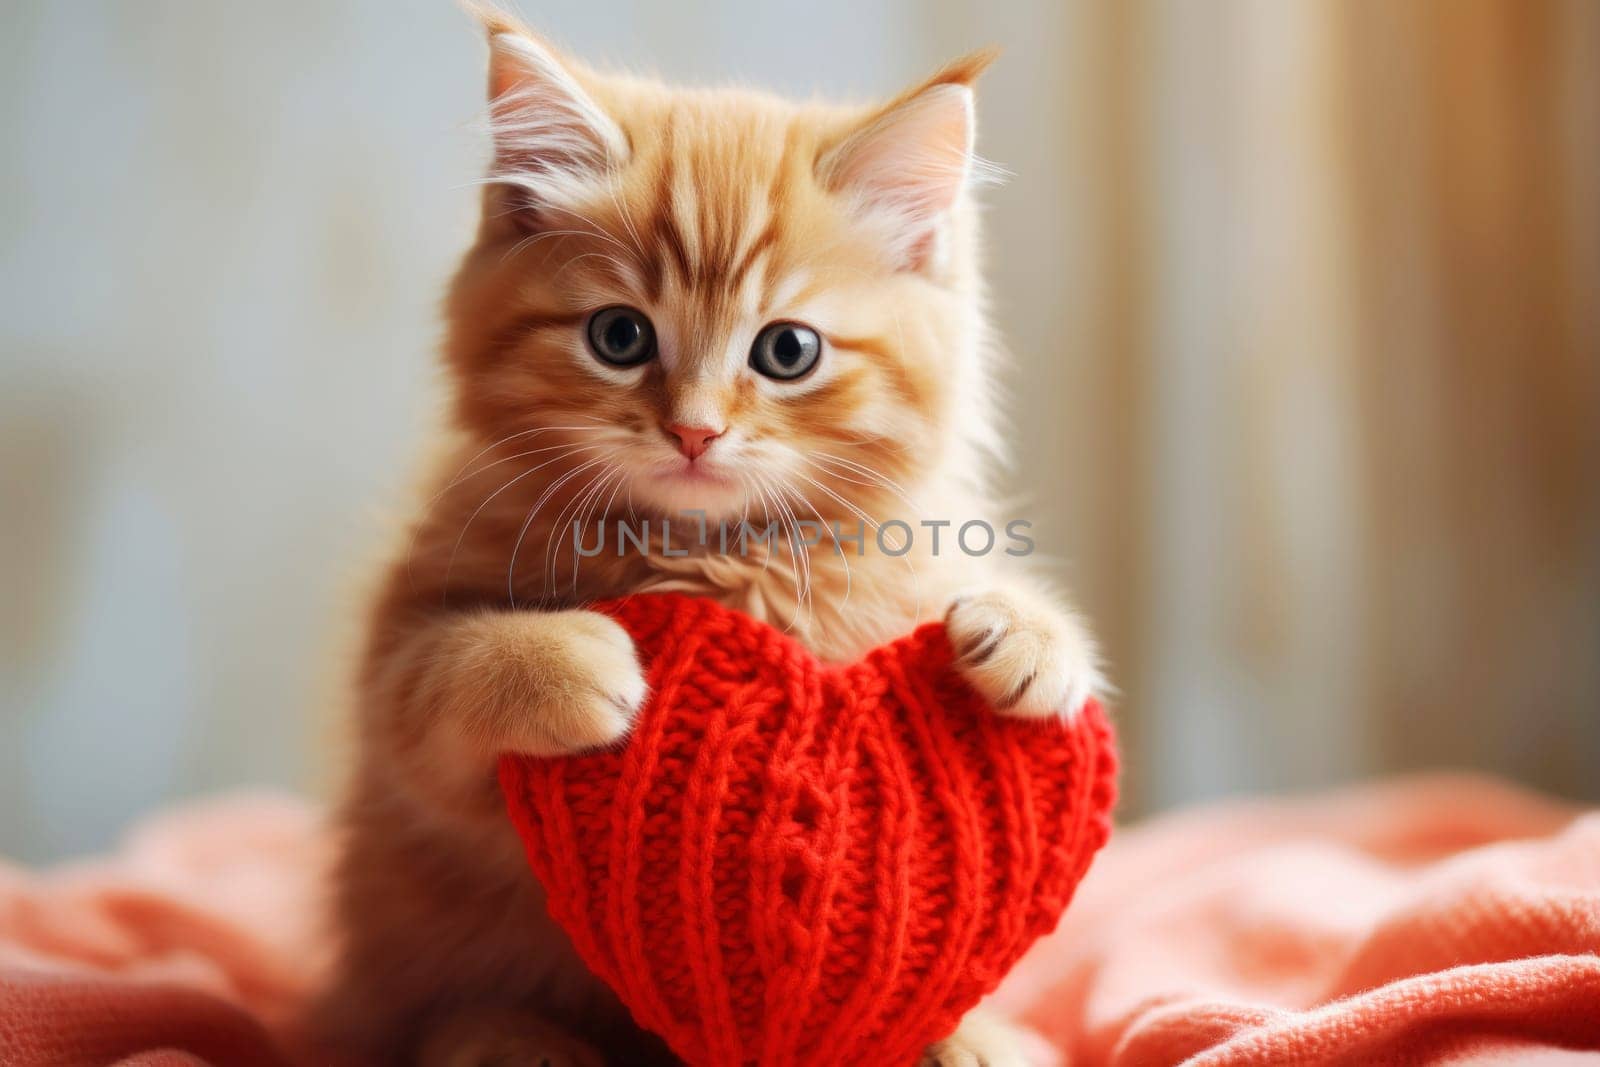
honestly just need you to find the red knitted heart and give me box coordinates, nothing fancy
[499,593,1117,1067]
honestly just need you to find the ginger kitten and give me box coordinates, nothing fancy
[316,11,1103,1066]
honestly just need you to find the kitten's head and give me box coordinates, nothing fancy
[446,12,998,523]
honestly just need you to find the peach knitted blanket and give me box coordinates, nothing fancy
[2,777,1597,1065]
[992,774,1600,1065]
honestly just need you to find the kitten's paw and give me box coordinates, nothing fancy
[481,610,647,756]
[919,1011,1036,1067]
[945,590,1101,720]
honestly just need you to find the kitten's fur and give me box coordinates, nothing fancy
[315,11,1102,1066]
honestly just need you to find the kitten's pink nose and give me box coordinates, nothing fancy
[665,423,723,460]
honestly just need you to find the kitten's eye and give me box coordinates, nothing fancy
[586,306,656,367]
[749,322,822,381]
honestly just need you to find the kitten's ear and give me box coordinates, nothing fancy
[470,8,628,217]
[818,49,997,271]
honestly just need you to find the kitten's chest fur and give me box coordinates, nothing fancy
[598,529,941,663]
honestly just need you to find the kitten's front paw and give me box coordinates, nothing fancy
[945,590,1101,720]
[919,1011,1037,1067]
[484,610,647,756]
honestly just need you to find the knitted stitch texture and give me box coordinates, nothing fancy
[500,593,1118,1067]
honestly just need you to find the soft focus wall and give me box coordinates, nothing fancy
[2,1,1596,861]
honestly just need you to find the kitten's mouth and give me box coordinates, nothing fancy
[630,453,747,517]
[664,459,734,486]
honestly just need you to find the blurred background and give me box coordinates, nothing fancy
[2,1,1596,862]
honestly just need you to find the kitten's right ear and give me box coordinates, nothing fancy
[468,7,628,216]
[818,49,997,272]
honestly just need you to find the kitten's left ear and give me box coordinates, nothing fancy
[818,49,997,271]
[468,5,628,218]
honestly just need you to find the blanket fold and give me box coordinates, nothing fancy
[2,776,1596,1066]
[993,775,1600,1065]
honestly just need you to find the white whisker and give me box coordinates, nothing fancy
[405,424,608,591]
[506,453,611,605]
[794,466,923,623]
[441,443,608,602]
[533,462,607,601]
[786,479,850,612]
[761,474,811,630]
[811,451,922,515]
[564,463,623,598]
